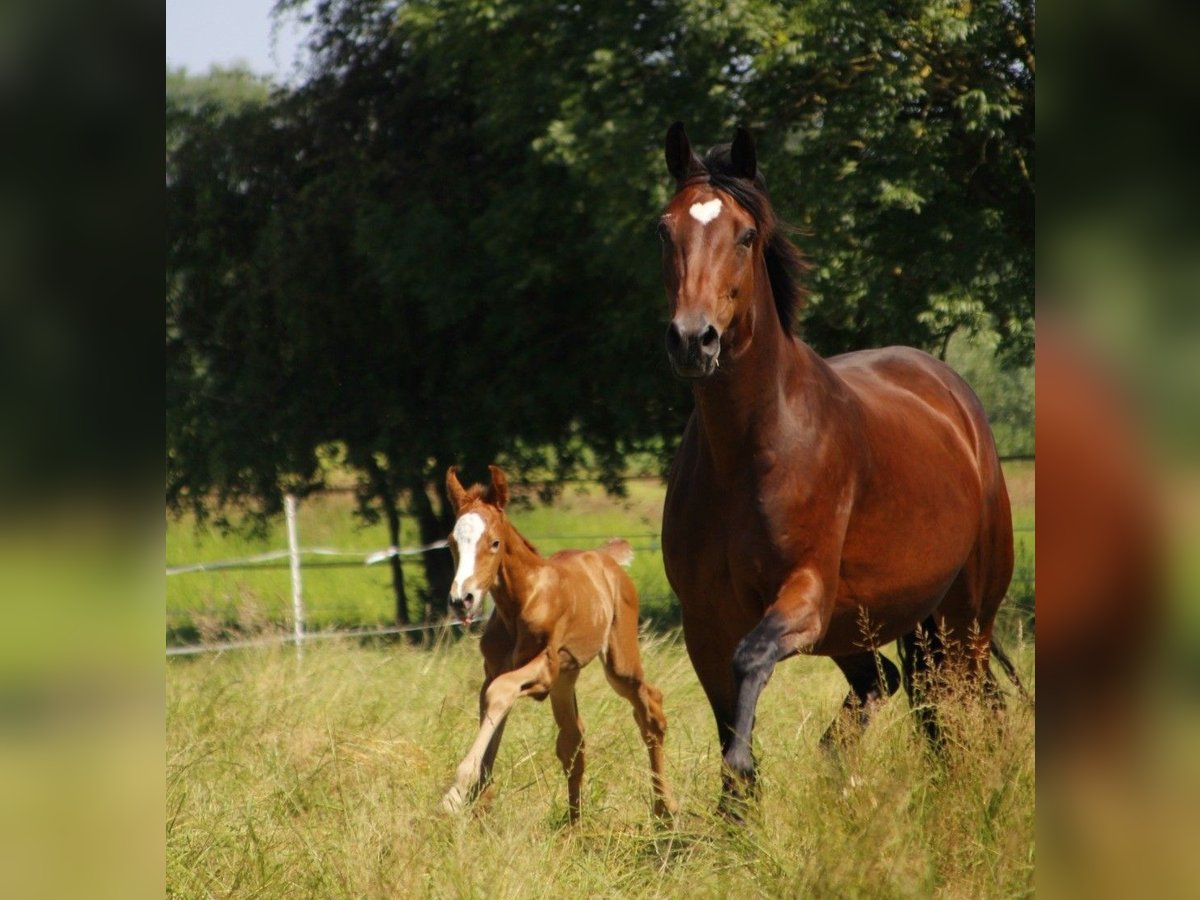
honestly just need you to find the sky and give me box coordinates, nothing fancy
[166,0,308,82]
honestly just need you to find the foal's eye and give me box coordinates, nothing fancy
[491,539,501,551]
[656,220,671,243]
[737,228,757,248]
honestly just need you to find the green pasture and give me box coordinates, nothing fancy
[167,635,1034,897]
[166,462,1035,645]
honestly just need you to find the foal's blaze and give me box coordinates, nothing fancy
[441,465,676,823]
[658,123,1016,816]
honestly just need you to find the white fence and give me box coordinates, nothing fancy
[166,493,464,656]
[166,493,666,657]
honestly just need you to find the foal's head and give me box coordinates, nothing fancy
[658,122,806,379]
[444,465,510,623]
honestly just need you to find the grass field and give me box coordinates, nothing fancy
[167,636,1034,897]
[167,463,1034,897]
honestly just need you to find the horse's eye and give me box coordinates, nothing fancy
[737,228,757,248]
[491,539,501,551]
[657,220,671,243]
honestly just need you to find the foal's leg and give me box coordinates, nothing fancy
[604,594,676,819]
[819,650,902,750]
[476,617,516,798]
[443,653,552,813]
[549,668,585,823]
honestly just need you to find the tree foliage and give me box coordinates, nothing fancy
[167,0,1033,614]
[752,0,1034,362]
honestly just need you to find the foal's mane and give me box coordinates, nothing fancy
[693,144,809,335]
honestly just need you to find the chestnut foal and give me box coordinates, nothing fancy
[440,465,675,822]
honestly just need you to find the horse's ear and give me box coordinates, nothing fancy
[485,465,509,509]
[665,121,703,184]
[445,466,468,513]
[731,126,757,181]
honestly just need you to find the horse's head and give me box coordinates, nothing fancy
[444,465,509,623]
[658,122,805,379]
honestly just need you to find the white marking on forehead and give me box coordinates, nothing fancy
[453,512,485,545]
[689,198,723,225]
[451,512,486,592]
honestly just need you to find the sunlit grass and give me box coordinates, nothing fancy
[167,635,1033,897]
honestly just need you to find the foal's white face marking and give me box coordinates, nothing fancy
[450,512,486,596]
[688,198,723,225]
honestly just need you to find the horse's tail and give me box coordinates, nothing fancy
[990,637,1033,706]
[599,539,634,568]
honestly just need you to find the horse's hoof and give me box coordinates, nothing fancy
[716,797,748,825]
[716,779,760,824]
[441,785,466,814]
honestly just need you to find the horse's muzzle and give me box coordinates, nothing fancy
[666,318,721,378]
[448,591,477,623]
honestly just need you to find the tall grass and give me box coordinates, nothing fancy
[167,635,1033,897]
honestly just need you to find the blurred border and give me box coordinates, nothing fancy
[1039,0,1200,894]
[0,1,164,897]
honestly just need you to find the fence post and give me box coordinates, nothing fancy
[285,494,305,651]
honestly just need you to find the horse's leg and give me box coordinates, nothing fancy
[907,549,1011,750]
[722,615,785,809]
[680,610,739,811]
[899,615,945,745]
[442,652,553,813]
[602,598,676,820]
[819,650,902,750]
[934,567,1011,721]
[549,668,585,823]
[723,568,828,814]
[476,616,516,801]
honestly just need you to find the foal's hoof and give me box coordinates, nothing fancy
[441,785,466,814]
[653,797,678,823]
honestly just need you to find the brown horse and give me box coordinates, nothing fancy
[658,123,1015,810]
[440,465,676,822]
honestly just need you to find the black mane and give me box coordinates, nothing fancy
[697,144,809,335]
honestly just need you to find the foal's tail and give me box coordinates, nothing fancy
[990,637,1033,706]
[598,539,634,568]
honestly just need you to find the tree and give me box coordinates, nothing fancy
[167,0,1034,621]
[749,0,1034,363]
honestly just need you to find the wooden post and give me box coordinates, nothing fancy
[285,494,304,652]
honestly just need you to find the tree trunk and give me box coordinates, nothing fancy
[410,475,455,621]
[937,327,956,361]
[380,488,410,627]
[362,457,411,631]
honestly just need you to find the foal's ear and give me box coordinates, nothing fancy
[665,121,704,184]
[445,466,468,512]
[484,465,509,509]
[731,126,757,181]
